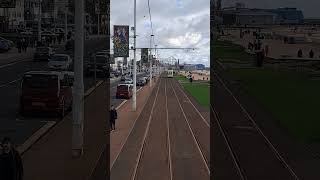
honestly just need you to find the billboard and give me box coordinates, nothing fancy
[141,48,148,63]
[113,25,129,57]
[0,0,16,8]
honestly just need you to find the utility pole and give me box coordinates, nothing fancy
[38,0,42,42]
[132,0,137,111]
[72,0,84,157]
[65,0,68,42]
[149,34,154,87]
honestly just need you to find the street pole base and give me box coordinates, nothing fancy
[72,149,83,158]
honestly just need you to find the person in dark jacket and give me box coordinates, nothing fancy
[309,49,314,58]
[0,142,5,179]
[297,49,303,58]
[16,39,22,53]
[110,105,118,131]
[2,137,23,180]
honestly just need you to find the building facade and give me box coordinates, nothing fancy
[222,7,304,25]
[0,0,25,31]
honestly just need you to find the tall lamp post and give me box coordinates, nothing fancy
[149,34,154,87]
[38,0,42,42]
[72,0,84,157]
[132,0,137,111]
[65,0,68,42]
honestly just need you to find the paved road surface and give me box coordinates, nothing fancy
[110,76,210,180]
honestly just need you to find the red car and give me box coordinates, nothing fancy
[19,71,74,118]
[116,84,133,99]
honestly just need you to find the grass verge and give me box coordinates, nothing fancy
[175,75,210,107]
[228,68,320,142]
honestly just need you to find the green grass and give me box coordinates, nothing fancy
[175,76,210,107]
[228,69,320,142]
[213,40,252,62]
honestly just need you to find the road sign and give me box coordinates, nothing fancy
[113,25,129,57]
[141,48,148,63]
[0,0,16,8]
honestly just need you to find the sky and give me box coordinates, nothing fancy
[111,0,210,67]
[222,0,320,18]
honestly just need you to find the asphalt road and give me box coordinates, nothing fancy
[0,37,108,146]
[110,76,210,180]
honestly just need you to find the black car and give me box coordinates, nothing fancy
[33,46,54,61]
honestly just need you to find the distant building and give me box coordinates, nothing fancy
[181,64,206,71]
[222,7,304,25]
[195,64,205,70]
[0,0,25,31]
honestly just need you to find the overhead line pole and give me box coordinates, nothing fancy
[132,0,137,111]
[72,0,84,157]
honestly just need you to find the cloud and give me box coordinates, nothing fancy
[111,0,210,67]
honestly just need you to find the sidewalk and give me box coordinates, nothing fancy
[22,81,108,180]
[110,78,158,167]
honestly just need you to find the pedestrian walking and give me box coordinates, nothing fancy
[0,142,5,179]
[110,105,118,131]
[297,49,303,58]
[16,39,21,53]
[1,137,23,180]
[265,45,269,56]
[309,49,314,58]
[23,38,28,53]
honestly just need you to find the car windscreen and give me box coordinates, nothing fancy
[117,85,128,91]
[22,74,58,90]
[50,55,68,62]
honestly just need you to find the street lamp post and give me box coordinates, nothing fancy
[38,0,42,42]
[149,34,154,87]
[65,0,68,42]
[132,0,137,111]
[72,0,84,157]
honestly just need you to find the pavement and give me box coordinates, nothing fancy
[111,75,210,180]
[212,60,320,179]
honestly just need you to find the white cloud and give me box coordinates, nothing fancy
[111,0,210,67]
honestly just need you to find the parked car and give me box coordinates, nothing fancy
[85,55,109,77]
[0,37,14,50]
[124,78,133,85]
[137,78,146,86]
[0,40,10,52]
[33,46,55,61]
[48,54,73,70]
[116,84,133,99]
[19,71,74,118]
[120,75,126,81]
